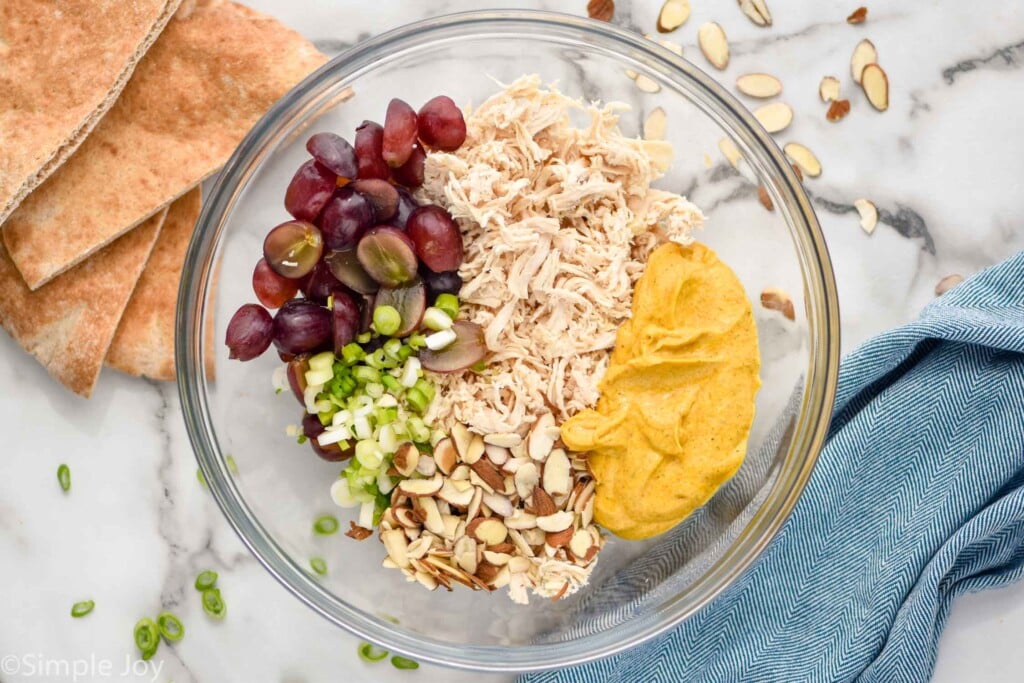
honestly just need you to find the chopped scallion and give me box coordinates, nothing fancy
[310,557,328,576]
[194,570,218,591]
[391,655,420,670]
[358,642,389,663]
[157,612,185,642]
[313,514,340,535]
[57,464,71,492]
[134,618,160,659]
[373,305,402,336]
[70,600,94,618]
[201,588,226,620]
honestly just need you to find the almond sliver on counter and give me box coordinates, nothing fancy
[1,0,326,290]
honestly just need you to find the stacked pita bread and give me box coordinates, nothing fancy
[0,0,326,396]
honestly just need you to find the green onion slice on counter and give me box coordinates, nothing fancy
[358,642,389,663]
[310,557,328,576]
[157,612,185,642]
[70,600,94,618]
[391,655,420,670]
[57,464,71,492]
[313,514,339,535]
[134,618,160,659]
[201,588,226,620]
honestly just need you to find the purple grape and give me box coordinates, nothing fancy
[306,132,357,180]
[325,249,379,295]
[225,304,274,361]
[263,220,323,279]
[391,143,426,188]
[318,188,373,250]
[383,98,418,167]
[389,188,419,230]
[284,160,337,222]
[356,226,419,287]
[301,261,347,305]
[418,96,467,151]
[350,179,399,222]
[252,258,298,309]
[355,121,389,180]
[374,281,426,338]
[421,268,462,300]
[419,322,486,373]
[332,291,360,351]
[272,299,332,355]
[406,205,463,272]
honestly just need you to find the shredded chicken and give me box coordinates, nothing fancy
[420,75,703,434]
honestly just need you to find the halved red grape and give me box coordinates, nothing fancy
[389,188,419,230]
[391,143,426,188]
[354,120,389,180]
[356,226,419,287]
[225,304,273,361]
[263,220,323,279]
[284,160,337,222]
[252,258,298,309]
[306,132,357,180]
[359,292,376,335]
[318,188,373,250]
[272,299,332,355]
[421,268,463,300]
[350,179,399,222]
[418,96,467,151]
[406,205,463,272]
[287,355,310,404]
[332,290,361,351]
[383,98,418,167]
[301,261,347,305]
[374,281,426,338]
[419,321,486,373]
[325,249,379,295]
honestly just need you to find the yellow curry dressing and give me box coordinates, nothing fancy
[561,242,761,540]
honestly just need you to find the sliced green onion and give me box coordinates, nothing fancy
[358,642,389,663]
[364,382,385,399]
[201,588,226,620]
[383,338,403,359]
[413,379,436,403]
[397,344,413,361]
[422,307,454,331]
[70,600,94,618]
[341,343,365,365]
[57,464,71,492]
[391,655,420,670]
[194,570,218,591]
[434,293,459,320]
[407,333,427,350]
[405,387,429,414]
[381,374,402,395]
[353,365,381,385]
[309,350,335,371]
[134,618,160,657]
[313,514,340,535]
[373,305,402,336]
[157,612,185,642]
[356,332,373,344]
[310,557,328,576]
[470,360,487,373]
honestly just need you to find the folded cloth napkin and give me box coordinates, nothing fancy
[522,251,1024,683]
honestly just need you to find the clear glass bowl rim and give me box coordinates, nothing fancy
[177,9,841,673]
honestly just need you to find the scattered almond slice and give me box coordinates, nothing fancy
[624,68,639,80]
[643,138,674,171]
[784,142,822,177]
[826,98,851,122]
[854,198,878,234]
[791,162,804,182]
[634,74,662,93]
[738,0,772,27]
[736,73,783,98]
[698,22,730,70]
[935,274,964,296]
[757,186,774,211]
[718,137,742,168]
[847,6,868,24]
[760,287,795,321]
[643,107,667,140]
[819,76,841,102]
[657,0,691,33]
[753,102,794,133]
[850,39,877,84]
[586,0,615,22]
[860,63,889,111]
[645,35,684,56]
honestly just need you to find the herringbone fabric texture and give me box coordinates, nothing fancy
[522,251,1024,683]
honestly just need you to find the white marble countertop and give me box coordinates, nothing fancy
[2,1,1024,681]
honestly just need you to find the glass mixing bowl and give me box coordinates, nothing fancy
[178,10,840,673]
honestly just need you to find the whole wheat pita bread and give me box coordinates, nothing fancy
[0,0,181,225]
[0,211,166,397]
[2,0,326,290]
[107,188,202,381]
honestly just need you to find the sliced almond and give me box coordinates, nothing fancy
[860,63,889,111]
[484,444,510,467]
[483,433,521,449]
[854,198,878,234]
[392,443,419,478]
[542,448,572,496]
[760,287,796,321]
[530,486,557,516]
[718,137,742,169]
[572,481,596,515]
[738,0,772,27]
[466,486,483,522]
[393,507,421,529]
[850,39,877,84]
[462,434,486,465]
[438,479,475,507]
[508,529,536,558]
[482,550,513,566]
[467,517,508,545]
[634,74,661,93]
[624,68,639,81]
[586,0,614,22]
[453,535,478,574]
[753,102,793,134]
[470,458,506,492]
[784,142,822,178]
[826,98,851,122]
[642,139,673,172]
[397,475,443,497]
[819,76,841,102]
[415,453,437,477]
[449,464,470,482]
[345,522,373,541]
[546,527,574,548]
[406,536,433,560]
[506,511,539,530]
[450,423,472,460]
[432,438,457,475]
[847,6,867,24]
[935,274,964,296]
[656,0,690,32]
[418,497,445,536]
[527,414,558,461]
[643,107,667,141]
[508,556,534,574]
[569,529,594,559]
[475,561,502,585]
[536,511,575,533]
[736,73,782,98]
[414,570,438,591]
[442,514,461,540]
[757,186,774,212]
[482,492,514,518]
[655,38,683,56]
[381,529,410,568]
[698,23,729,70]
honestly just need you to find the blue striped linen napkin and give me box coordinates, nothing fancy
[521,251,1024,683]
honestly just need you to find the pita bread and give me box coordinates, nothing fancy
[0,0,181,225]
[2,0,326,289]
[107,188,202,381]
[0,211,166,397]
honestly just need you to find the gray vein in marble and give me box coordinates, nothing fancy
[811,194,936,255]
[942,39,1024,84]
[313,33,372,56]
